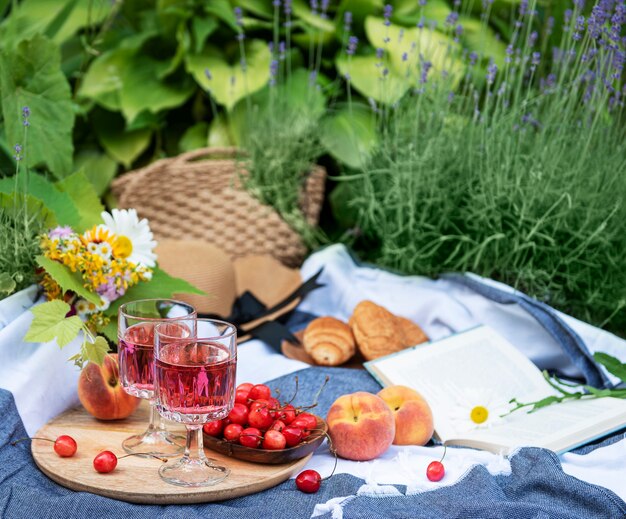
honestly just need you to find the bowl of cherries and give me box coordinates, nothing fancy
[203,382,328,464]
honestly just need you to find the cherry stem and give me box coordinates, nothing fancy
[312,376,330,407]
[321,431,338,481]
[11,437,53,446]
[439,445,447,463]
[117,453,168,463]
[285,376,299,405]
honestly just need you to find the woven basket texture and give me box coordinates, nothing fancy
[111,147,326,267]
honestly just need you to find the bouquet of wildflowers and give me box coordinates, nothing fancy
[38,209,156,334]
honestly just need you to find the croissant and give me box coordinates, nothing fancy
[303,317,356,366]
[349,301,428,361]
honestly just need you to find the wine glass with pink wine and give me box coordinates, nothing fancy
[154,318,237,487]
[118,299,196,456]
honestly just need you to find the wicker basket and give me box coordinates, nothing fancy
[111,147,326,267]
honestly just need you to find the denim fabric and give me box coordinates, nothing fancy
[442,274,610,389]
[2,367,626,519]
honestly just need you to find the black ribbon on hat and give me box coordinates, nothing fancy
[198,267,324,351]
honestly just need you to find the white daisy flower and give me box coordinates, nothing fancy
[101,209,157,267]
[447,386,512,434]
[74,299,92,317]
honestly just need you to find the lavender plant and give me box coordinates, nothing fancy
[340,0,626,334]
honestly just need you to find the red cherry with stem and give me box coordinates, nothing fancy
[296,470,321,493]
[262,430,287,450]
[223,423,244,443]
[426,445,447,482]
[283,426,304,447]
[93,451,167,473]
[11,436,77,458]
[93,451,118,473]
[240,427,262,448]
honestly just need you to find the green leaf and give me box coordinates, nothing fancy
[24,300,83,347]
[235,0,273,18]
[55,170,105,229]
[365,16,465,88]
[105,266,205,316]
[320,104,378,168]
[336,54,409,105]
[0,272,16,295]
[82,336,110,366]
[203,0,239,31]
[73,150,118,196]
[0,35,75,177]
[92,110,152,168]
[0,171,81,227]
[192,15,219,53]
[209,115,237,147]
[179,122,209,152]
[186,40,271,110]
[528,395,562,412]
[0,192,56,228]
[101,320,118,343]
[36,255,102,305]
[44,0,79,40]
[594,352,626,384]
[292,0,336,32]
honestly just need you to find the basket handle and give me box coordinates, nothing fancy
[172,147,243,164]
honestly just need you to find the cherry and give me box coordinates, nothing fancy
[228,403,249,426]
[426,446,447,482]
[282,426,304,447]
[294,413,317,430]
[249,384,271,401]
[12,435,77,458]
[268,397,281,418]
[270,420,286,432]
[262,430,287,450]
[93,450,118,473]
[249,399,271,412]
[223,423,244,443]
[248,406,274,430]
[203,419,225,437]
[240,427,262,448]
[236,382,254,393]
[276,404,297,425]
[93,451,167,473]
[235,389,250,405]
[295,469,322,493]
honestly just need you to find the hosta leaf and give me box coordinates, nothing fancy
[0,35,74,177]
[73,150,118,196]
[336,54,409,105]
[36,255,102,305]
[55,170,105,230]
[105,266,205,316]
[92,110,152,168]
[24,300,83,347]
[179,122,209,152]
[320,104,378,168]
[186,40,271,110]
[365,16,465,88]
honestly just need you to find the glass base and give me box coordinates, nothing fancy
[159,457,230,487]
[122,429,185,457]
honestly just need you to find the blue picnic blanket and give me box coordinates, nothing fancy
[1,366,625,519]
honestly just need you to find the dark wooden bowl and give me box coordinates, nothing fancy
[203,416,328,465]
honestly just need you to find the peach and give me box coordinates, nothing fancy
[78,353,140,420]
[326,391,395,461]
[377,385,433,446]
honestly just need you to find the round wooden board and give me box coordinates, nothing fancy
[32,401,311,504]
[281,330,366,369]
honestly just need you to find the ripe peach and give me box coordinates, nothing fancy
[326,391,395,461]
[377,385,434,446]
[78,353,140,420]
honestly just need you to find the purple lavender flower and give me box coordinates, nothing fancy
[469,51,478,66]
[49,226,73,240]
[309,70,318,85]
[505,44,513,64]
[376,47,384,59]
[486,61,497,85]
[383,4,393,26]
[320,0,329,18]
[419,0,427,6]
[22,106,30,127]
[564,9,573,26]
[204,68,212,80]
[347,35,358,55]
[528,31,538,47]
[279,41,286,60]
[573,15,585,40]
[273,0,280,6]
[234,6,243,25]
[574,0,585,10]
[531,51,541,66]
[402,52,408,61]
[420,60,432,84]
[417,17,425,29]
[284,0,292,15]
[344,10,352,30]
[446,11,459,26]
[382,68,389,76]
[269,59,279,85]
[519,0,528,16]
[455,24,463,38]
[310,0,318,14]
[448,91,455,102]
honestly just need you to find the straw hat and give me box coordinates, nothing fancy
[155,239,303,324]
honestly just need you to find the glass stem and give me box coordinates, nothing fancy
[184,425,206,462]
[148,401,162,433]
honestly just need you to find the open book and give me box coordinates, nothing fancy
[364,326,626,455]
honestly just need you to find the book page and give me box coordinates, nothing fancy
[365,326,553,440]
[457,396,626,454]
